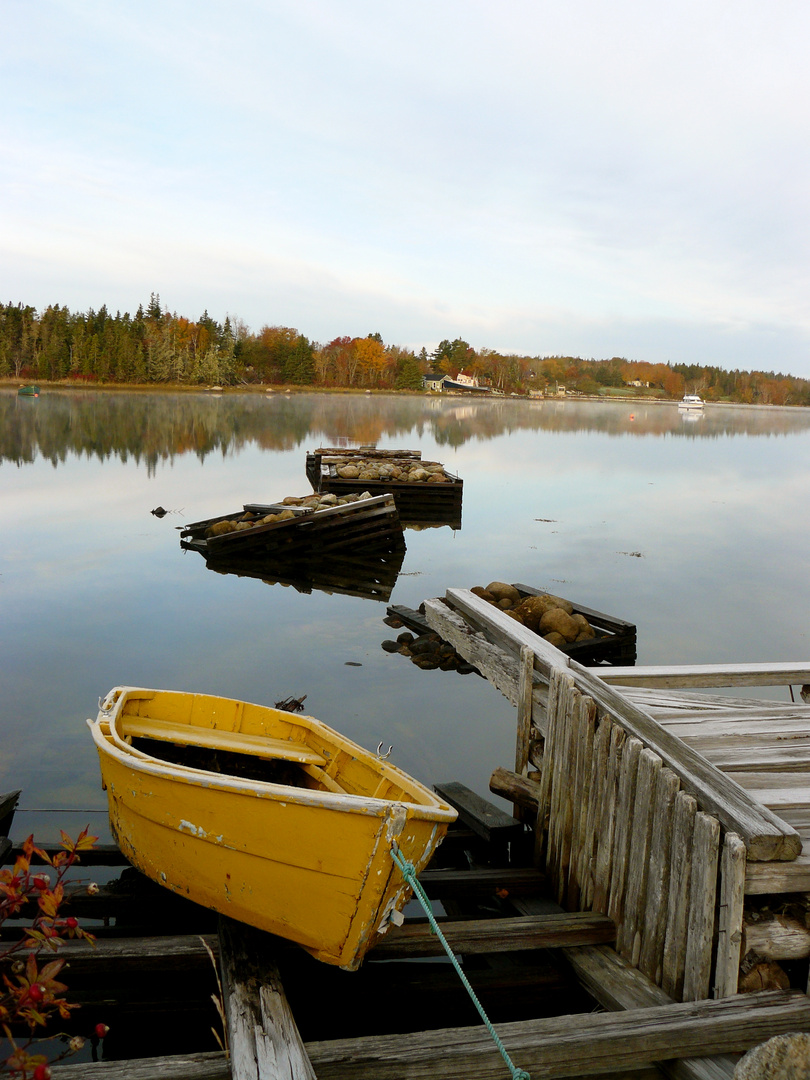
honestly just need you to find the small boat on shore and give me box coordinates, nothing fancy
[17,384,40,397]
[678,394,704,410]
[87,687,456,969]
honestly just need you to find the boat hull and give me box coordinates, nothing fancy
[88,687,455,969]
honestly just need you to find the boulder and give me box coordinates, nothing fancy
[539,607,580,642]
[734,1033,810,1079]
[486,581,521,604]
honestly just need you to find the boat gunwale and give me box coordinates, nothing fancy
[88,689,456,821]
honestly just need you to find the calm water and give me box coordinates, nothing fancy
[3,389,810,844]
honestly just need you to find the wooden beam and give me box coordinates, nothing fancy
[433,781,525,845]
[52,1051,230,1080]
[303,990,810,1079]
[219,916,316,1080]
[489,766,542,816]
[375,911,615,958]
[513,897,738,1080]
[586,663,810,689]
[418,865,547,897]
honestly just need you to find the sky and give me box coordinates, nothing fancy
[3,0,810,376]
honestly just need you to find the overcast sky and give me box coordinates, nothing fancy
[3,1,810,376]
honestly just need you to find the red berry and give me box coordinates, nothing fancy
[33,1065,51,1080]
[28,984,46,1004]
[64,917,79,929]
[94,1023,109,1039]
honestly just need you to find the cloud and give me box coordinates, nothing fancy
[2,0,810,374]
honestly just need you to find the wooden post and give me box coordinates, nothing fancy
[661,791,698,1001]
[714,833,747,999]
[683,813,721,1002]
[218,916,317,1080]
[638,767,680,986]
[514,644,535,823]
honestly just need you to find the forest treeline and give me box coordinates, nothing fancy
[2,295,809,406]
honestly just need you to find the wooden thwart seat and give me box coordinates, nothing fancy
[119,717,327,766]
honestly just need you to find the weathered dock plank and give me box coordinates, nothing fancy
[303,990,810,1080]
[52,1052,230,1080]
[588,662,810,689]
[377,911,616,957]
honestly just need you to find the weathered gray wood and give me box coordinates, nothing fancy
[568,693,596,909]
[743,912,810,960]
[513,901,740,1080]
[435,590,801,862]
[553,676,579,904]
[433,781,524,845]
[714,833,747,998]
[592,723,624,914]
[536,664,563,866]
[620,747,661,964]
[568,660,802,862]
[422,598,530,708]
[303,990,810,1080]
[376,911,616,957]
[559,944,739,1080]
[52,1052,230,1080]
[489,766,542,816]
[219,916,316,1080]
[638,767,680,986]
[624,688,797,713]
[683,813,721,1002]
[418,865,547,897]
[745,851,810,894]
[579,714,611,909]
[662,791,698,1001]
[693,744,810,772]
[515,644,535,776]
[443,587,570,681]
[28,933,219,975]
[588,662,810,689]
[607,737,642,936]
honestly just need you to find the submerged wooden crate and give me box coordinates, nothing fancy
[180,493,405,557]
[513,584,637,666]
[306,448,463,530]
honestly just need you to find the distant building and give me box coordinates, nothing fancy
[423,372,447,392]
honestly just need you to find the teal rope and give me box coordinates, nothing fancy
[390,845,530,1080]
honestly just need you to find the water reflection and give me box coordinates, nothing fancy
[2,388,810,846]
[189,547,406,603]
[2,390,809,473]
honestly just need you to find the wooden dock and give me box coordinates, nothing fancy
[7,593,810,1077]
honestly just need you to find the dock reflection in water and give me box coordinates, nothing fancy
[183,544,406,603]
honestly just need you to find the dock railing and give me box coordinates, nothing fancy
[424,589,804,1001]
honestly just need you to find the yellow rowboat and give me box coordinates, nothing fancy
[87,687,456,970]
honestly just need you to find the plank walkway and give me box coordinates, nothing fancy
[423,589,810,1000]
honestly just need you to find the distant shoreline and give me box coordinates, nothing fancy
[2,379,808,411]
